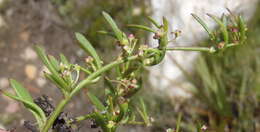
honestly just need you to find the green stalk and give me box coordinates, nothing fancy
[166,46,214,52]
[41,55,139,132]
[166,43,238,53]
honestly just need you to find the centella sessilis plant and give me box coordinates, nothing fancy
[0,10,247,132]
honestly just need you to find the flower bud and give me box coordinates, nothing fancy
[217,42,225,49]
[172,30,181,38]
[128,34,135,40]
[201,125,207,131]
[85,56,94,63]
[229,26,239,33]
[107,121,115,128]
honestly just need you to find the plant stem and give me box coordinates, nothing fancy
[166,43,237,53]
[166,46,214,52]
[41,55,139,132]
[123,121,145,125]
[70,55,139,97]
[41,97,70,132]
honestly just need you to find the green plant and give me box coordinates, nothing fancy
[0,11,247,132]
[187,9,260,132]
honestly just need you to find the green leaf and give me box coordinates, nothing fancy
[97,30,117,38]
[104,77,116,95]
[34,46,69,92]
[238,15,246,43]
[87,92,106,111]
[1,90,46,126]
[92,112,107,131]
[49,55,60,71]
[44,72,67,95]
[75,33,102,69]
[140,98,148,119]
[116,102,128,122]
[146,16,160,28]
[176,113,182,132]
[102,11,124,41]
[127,24,156,33]
[60,53,69,66]
[191,13,213,39]
[10,79,33,102]
[137,98,150,125]
[207,14,229,44]
[162,17,169,32]
[221,14,228,26]
[7,80,47,127]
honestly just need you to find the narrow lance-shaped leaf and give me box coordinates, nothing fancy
[102,11,124,41]
[116,102,128,122]
[10,79,33,102]
[60,53,69,66]
[92,112,107,131]
[207,14,229,44]
[7,80,47,127]
[238,15,246,43]
[0,90,46,125]
[146,16,161,28]
[140,98,148,119]
[162,17,169,32]
[34,46,69,92]
[175,113,182,132]
[49,55,60,71]
[75,33,102,69]
[97,30,117,38]
[191,13,214,39]
[221,14,228,27]
[8,80,46,122]
[87,92,106,111]
[127,24,157,33]
[137,98,150,125]
[104,77,116,95]
[44,72,67,95]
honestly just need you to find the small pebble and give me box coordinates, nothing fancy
[0,78,9,88]
[19,31,30,42]
[21,47,37,60]
[5,101,19,113]
[36,77,46,87]
[25,64,37,80]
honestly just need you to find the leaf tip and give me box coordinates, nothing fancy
[75,32,82,38]
[102,11,108,16]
